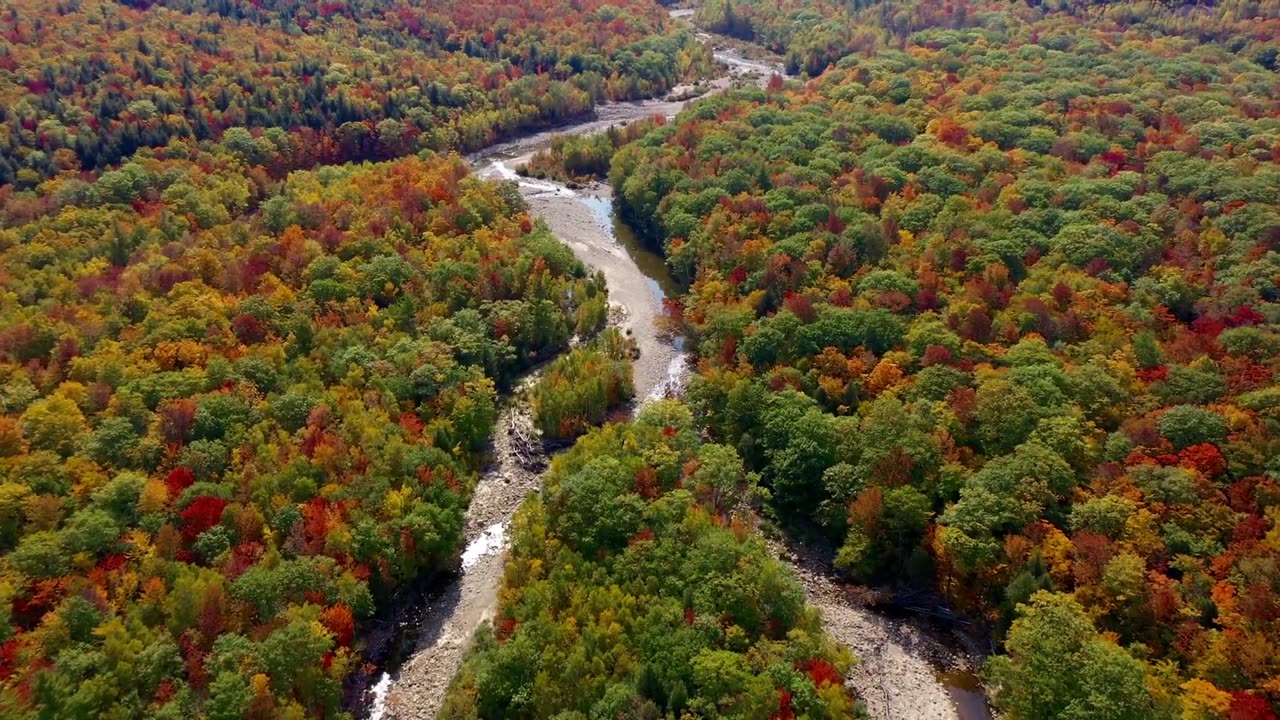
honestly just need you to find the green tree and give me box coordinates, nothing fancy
[985,592,1154,720]
[690,443,752,515]
[19,395,87,457]
[974,377,1040,456]
[759,392,837,510]
[61,508,122,556]
[1156,405,1227,449]
[550,456,646,555]
[690,649,752,708]
[9,531,70,578]
[83,416,141,467]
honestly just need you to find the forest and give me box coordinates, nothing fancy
[604,0,1280,717]
[0,0,713,186]
[440,402,859,720]
[2,0,1280,718]
[0,137,609,715]
[518,116,669,184]
[532,327,635,444]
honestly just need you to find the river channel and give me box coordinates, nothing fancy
[359,18,991,720]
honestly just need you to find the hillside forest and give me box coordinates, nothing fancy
[1,0,1280,719]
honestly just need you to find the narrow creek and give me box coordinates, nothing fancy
[358,17,992,720]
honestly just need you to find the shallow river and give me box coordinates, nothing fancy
[358,21,991,720]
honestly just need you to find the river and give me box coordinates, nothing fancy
[361,17,990,720]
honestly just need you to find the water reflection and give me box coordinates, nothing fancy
[578,195,681,305]
[936,668,992,720]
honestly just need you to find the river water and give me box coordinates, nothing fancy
[359,17,990,720]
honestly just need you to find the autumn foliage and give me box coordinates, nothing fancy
[0,149,603,717]
[440,402,860,719]
[608,0,1280,716]
[0,0,716,187]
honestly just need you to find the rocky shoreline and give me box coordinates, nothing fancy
[771,534,991,720]
[379,395,545,720]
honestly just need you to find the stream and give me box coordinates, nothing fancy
[359,16,991,720]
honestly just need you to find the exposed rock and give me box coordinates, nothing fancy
[768,534,986,720]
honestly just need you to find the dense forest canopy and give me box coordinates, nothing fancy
[2,0,1280,718]
[604,0,1280,717]
[0,0,714,715]
[0,143,609,715]
[0,0,713,186]
[441,402,860,720]
[695,0,1280,76]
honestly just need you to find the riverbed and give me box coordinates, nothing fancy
[363,18,990,720]
[372,77,726,720]
[774,535,992,720]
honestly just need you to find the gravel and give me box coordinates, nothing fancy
[770,535,985,720]
[384,117,695,719]
[382,402,541,720]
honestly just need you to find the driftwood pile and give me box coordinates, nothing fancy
[506,408,547,472]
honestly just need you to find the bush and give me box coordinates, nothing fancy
[532,328,635,442]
